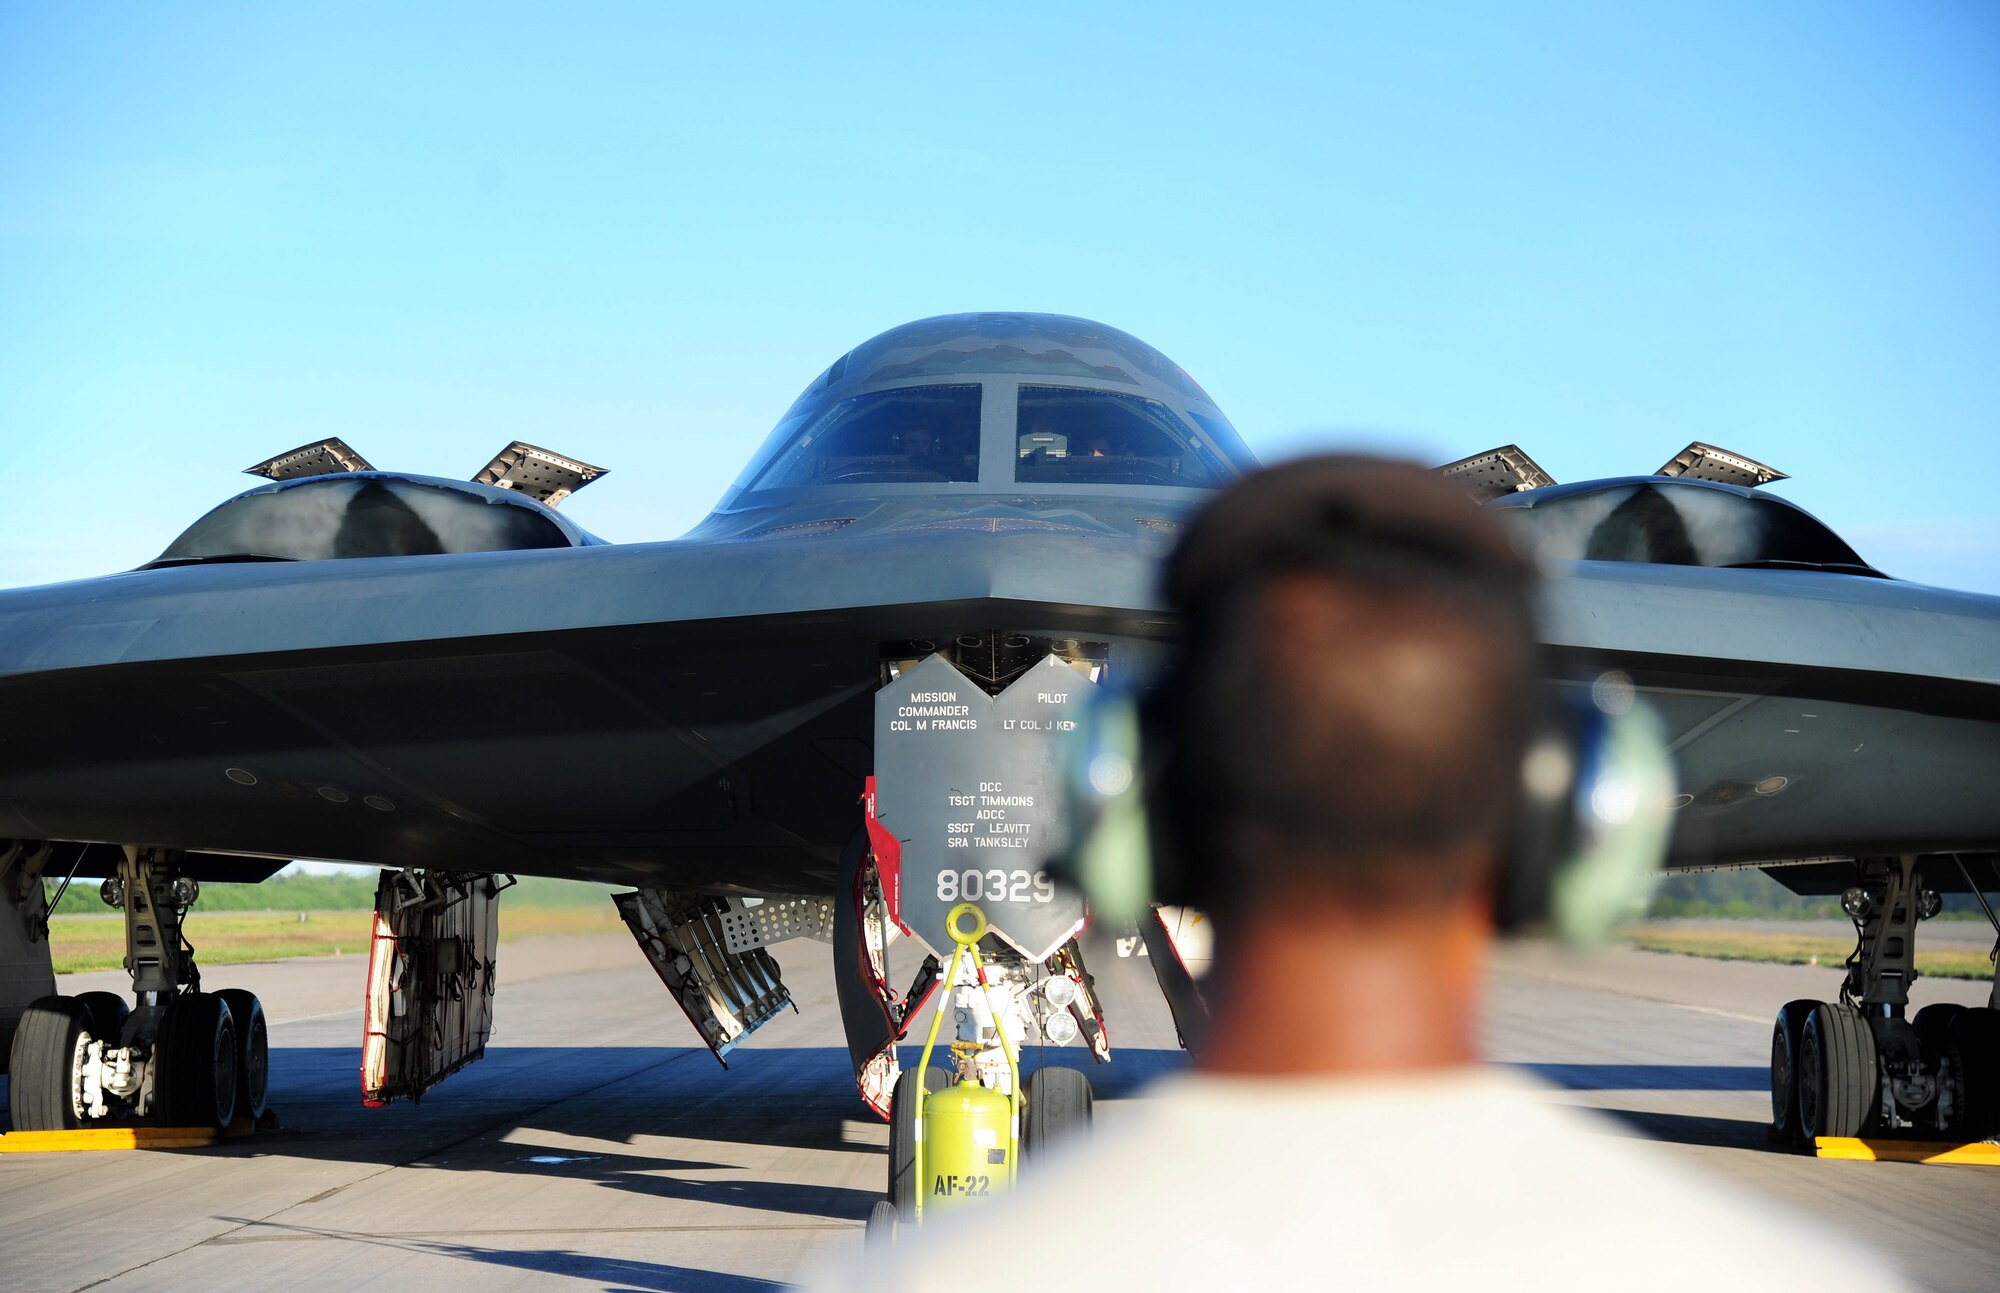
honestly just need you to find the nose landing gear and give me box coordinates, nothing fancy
[868,902,1095,1246]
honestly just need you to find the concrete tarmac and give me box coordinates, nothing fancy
[3,931,1997,1292]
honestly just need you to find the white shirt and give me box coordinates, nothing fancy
[810,1067,1909,1292]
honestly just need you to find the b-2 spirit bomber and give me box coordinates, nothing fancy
[1,316,1997,1209]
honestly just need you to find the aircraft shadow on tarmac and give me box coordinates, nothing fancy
[16,1052,1795,1216]
[2,1044,1193,1229]
[1516,1062,1768,1092]
[208,1216,791,1293]
[1585,1109,1784,1153]
[1512,1063,1782,1155]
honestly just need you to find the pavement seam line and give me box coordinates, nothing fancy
[205,1222,851,1244]
[1505,967,1768,1023]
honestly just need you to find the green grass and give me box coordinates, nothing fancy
[41,871,630,972]
[48,903,623,975]
[1642,867,1996,922]
[1626,927,1997,981]
[45,871,617,917]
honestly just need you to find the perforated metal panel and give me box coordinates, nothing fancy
[1437,444,1557,501]
[471,442,607,507]
[243,438,376,480]
[1656,442,1788,488]
[718,895,836,953]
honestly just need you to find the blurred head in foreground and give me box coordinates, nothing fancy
[1153,454,1540,1072]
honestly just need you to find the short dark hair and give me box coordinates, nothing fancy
[1155,455,1541,911]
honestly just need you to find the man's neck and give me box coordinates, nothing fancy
[1195,893,1489,1077]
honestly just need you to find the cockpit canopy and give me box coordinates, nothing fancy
[1490,477,1878,575]
[718,313,1256,509]
[153,473,604,566]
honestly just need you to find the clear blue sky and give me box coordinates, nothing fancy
[3,3,1995,591]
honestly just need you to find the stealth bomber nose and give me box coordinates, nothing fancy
[709,312,1257,518]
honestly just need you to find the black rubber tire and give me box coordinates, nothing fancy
[217,989,269,1123]
[1768,999,1819,1147]
[155,993,238,1132]
[1914,1003,1967,1050]
[1945,1007,2000,1139]
[1023,1065,1094,1162]
[7,996,88,1131]
[1799,1001,1879,1142]
[74,991,130,1047]
[1909,1003,1966,1130]
[864,1198,900,1248]
[887,1066,950,1221]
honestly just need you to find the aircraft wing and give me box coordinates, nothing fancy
[0,521,1179,892]
[1538,558,2000,872]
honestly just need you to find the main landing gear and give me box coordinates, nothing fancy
[1769,854,2000,1149]
[5,845,269,1133]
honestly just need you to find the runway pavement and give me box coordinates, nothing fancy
[3,929,1997,1292]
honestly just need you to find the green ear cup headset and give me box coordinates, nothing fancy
[1494,674,1677,943]
[1062,686,1154,931]
[1060,668,1674,946]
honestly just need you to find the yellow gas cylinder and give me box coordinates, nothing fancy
[921,1078,1013,1214]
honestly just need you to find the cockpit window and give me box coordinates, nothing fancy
[745,384,982,490]
[1012,386,1233,487]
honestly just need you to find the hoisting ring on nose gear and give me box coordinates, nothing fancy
[945,902,988,947]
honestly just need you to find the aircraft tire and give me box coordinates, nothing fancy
[888,1066,950,1221]
[7,995,89,1131]
[1768,999,1819,1147]
[865,1199,900,1247]
[74,990,131,1047]
[217,989,269,1123]
[1914,1003,1966,1052]
[155,993,238,1132]
[1023,1065,1093,1162]
[1799,1002,1878,1142]
[1945,1007,2000,1140]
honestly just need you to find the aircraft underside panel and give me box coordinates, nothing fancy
[0,602,1173,895]
[361,870,505,1106]
[870,653,1091,961]
[0,583,1992,893]
[1602,677,2000,868]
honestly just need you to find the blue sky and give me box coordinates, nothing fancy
[2,3,1995,591]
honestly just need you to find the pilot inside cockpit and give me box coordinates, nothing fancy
[746,385,983,488]
[894,416,980,481]
[900,423,948,475]
[1013,386,1229,488]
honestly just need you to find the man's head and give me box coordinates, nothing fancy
[1152,455,1541,921]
